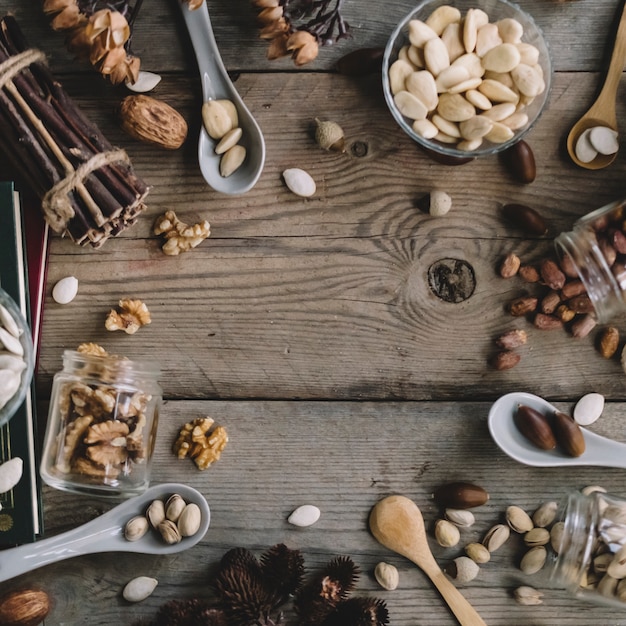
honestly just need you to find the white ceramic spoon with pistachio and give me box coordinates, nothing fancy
[0,483,210,583]
[488,391,626,468]
[180,1,265,194]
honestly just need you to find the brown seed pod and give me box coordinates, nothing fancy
[433,482,490,509]
[0,589,51,626]
[501,203,548,236]
[552,411,586,457]
[514,404,556,450]
[501,140,536,184]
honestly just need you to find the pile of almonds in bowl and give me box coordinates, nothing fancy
[382,0,551,158]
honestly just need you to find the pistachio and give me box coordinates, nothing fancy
[465,542,490,564]
[220,145,247,178]
[483,523,510,552]
[435,519,461,548]
[146,499,166,529]
[165,494,186,522]
[314,118,345,152]
[598,573,619,597]
[506,505,534,533]
[124,515,149,542]
[445,556,480,584]
[532,501,558,528]
[158,519,182,544]
[445,508,475,527]
[178,502,202,537]
[52,276,79,304]
[550,521,565,553]
[374,562,399,590]
[123,576,158,602]
[513,585,544,605]
[520,545,547,575]
[524,527,550,547]
[593,552,614,574]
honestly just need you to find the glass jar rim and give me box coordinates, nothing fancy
[61,349,161,379]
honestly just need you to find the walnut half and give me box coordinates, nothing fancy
[173,417,228,470]
[153,210,210,255]
[105,299,151,334]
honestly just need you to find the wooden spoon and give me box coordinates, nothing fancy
[566,0,626,169]
[369,495,487,626]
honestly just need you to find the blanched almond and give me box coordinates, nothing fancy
[408,19,438,47]
[424,36,450,77]
[406,71,439,110]
[394,90,428,120]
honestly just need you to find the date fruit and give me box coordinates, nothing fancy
[501,140,536,183]
[502,203,548,236]
[553,411,586,457]
[514,404,556,450]
[433,481,489,509]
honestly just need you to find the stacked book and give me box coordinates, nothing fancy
[0,180,47,546]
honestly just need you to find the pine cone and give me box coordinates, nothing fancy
[322,597,390,626]
[152,599,228,626]
[260,543,305,601]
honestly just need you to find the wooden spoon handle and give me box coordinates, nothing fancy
[424,567,488,626]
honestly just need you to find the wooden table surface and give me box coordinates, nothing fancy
[1,0,626,623]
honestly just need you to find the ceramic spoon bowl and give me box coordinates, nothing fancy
[0,482,210,583]
[488,391,626,468]
[180,2,265,194]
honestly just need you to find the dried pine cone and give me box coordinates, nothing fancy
[260,543,305,601]
[322,597,390,626]
[133,599,228,626]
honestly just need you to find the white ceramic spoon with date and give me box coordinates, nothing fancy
[0,483,210,583]
[488,391,626,469]
[180,1,265,194]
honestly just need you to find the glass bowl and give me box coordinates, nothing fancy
[382,0,552,158]
[0,287,34,428]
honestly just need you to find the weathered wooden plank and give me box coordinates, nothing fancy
[7,399,626,625]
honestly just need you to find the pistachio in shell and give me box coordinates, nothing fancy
[513,404,556,450]
[433,481,489,510]
[552,410,586,457]
[314,118,345,152]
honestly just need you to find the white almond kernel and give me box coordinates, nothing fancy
[425,5,461,36]
[220,145,246,177]
[394,90,428,120]
[126,71,162,93]
[215,128,243,155]
[0,304,21,338]
[424,37,450,77]
[52,276,79,305]
[283,169,316,197]
[408,19,438,47]
[573,392,605,426]
[288,504,320,527]
[405,71,439,111]
[481,43,521,73]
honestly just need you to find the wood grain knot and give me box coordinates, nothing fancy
[351,141,368,157]
[428,258,475,303]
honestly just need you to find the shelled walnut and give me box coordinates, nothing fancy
[153,210,211,255]
[173,416,229,470]
[105,299,151,334]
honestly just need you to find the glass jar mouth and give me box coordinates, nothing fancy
[61,349,161,384]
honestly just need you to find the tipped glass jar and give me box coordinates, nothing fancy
[40,350,161,498]
[555,198,626,323]
[552,489,626,608]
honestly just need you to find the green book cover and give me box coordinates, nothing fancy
[0,180,43,546]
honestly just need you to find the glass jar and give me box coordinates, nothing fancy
[40,350,162,498]
[552,490,626,608]
[555,198,626,323]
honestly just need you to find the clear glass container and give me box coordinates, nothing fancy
[555,198,626,323]
[552,490,626,608]
[40,350,161,498]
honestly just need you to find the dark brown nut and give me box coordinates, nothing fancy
[336,47,384,75]
[499,253,521,278]
[610,229,626,254]
[491,350,521,370]
[540,259,566,290]
[558,253,579,278]
[518,265,540,283]
[571,313,597,338]
[514,404,556,450]
[433,482,490,509]
[501,140,536,184]
[612,262,626,289]
[508,296,538,316]
[567,294,594,314]
[555,304,576,322]
[0,589,51,626]
[560,280,586,299]
[533,313,564,330]
[553,411,586,457]
[540,291,561,315]
[599,239,617,267]
[598,326,620,358]
[501,204,548,236]
[495,329,528,349]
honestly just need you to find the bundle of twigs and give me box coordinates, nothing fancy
[0,15,149,247]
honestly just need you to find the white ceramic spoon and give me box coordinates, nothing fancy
[0,482,210,583]
[180,2,265,194]
[488,391,626,469]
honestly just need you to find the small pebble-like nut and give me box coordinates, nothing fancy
[0,457,23,493]
[490,350,521,371]
[524,527,550,547]
[428,190,452,217]
[520,545,547,574]
[123,576,158,602]
[508,296,538,317]
[215,127,243,155]
[220,145,247,177]
[598,327,619,359]
[513,404,556,450]
[540,259,566,291]
[506,505,534,533]
[573,392,604,426]
[445,508,475,527]
[433,482,489,509]
[146,499,166,529]
[550,520,565,553]
[513,585,544,605]
[501,203,548,235]
[52,276,78,304]
[165,494,186,522]
[126,70,162,93]
[588,126,619,156]
[202,100,234,140]
[483,523,510,552]
[0,588,51,626]
[465,542,490,564]
[283,168,316,198]
[570,313,597,338]
[532,501,558,528]
[158,519,182,544]
[374,562,399,590]
[498,253,520,278]
[177,503,202,537]
[553,410,586,457]
[435,518,461,547]
[288,504,321,527]
[124,515,149,541]
[315,118,345,152]
[445,556,480,583]
[495,329,527,350]
[501,140,536,183]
